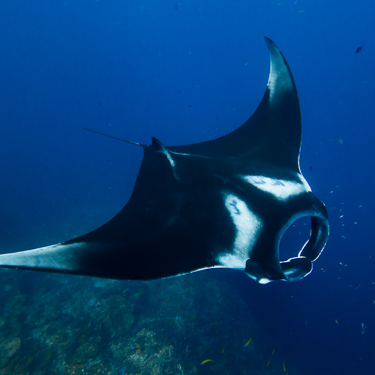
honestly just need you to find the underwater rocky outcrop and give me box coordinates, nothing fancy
[0,268,301,375]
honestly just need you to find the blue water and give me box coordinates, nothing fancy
[0,1,374,374]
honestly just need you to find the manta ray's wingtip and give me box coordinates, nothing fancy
[263,36,295,86]
[263,36,277,48]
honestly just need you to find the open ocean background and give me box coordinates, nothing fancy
[0,1,374,374]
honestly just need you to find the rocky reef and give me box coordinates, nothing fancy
[0,268,301,375]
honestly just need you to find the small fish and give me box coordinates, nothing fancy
[272,348,275,355]
[187,351,190,356]
[200,359,212,365]
[335,319,338,324]
[267,361,271,366]
[244,337,252,347]
[361,323,367,334]
[356,45,363,54]
[283,362,286,372]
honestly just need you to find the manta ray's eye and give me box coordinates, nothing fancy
[279,217,311,262]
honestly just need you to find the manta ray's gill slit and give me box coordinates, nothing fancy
[279,216,311,262]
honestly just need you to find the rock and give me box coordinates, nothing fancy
[71,341,99,364]
[6,316,22,338]
[0,315,8,331]
[3,293,25,312]
[1,337,21,356]
[34,348,52,370]
[121,312,134,332]
[0,337,21,368]
[13,354,33,373]
[1,354,33,374]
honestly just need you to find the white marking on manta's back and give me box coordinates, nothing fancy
[158,149,178,179]
[242,175,311,201]
[216,194,262,269]
[166,153,175,167]
[166,151,209,181]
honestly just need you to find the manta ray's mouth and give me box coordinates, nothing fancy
[245,212,329,284]
[277,214,329,282]
[279,216,312,263]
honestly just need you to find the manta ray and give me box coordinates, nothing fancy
[0,37,329,284]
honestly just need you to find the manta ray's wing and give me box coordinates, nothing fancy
[0,37,329,283]
[169,37,301,171]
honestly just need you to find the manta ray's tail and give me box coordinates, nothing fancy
[83,128,147,147]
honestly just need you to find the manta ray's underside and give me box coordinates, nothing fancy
[0,37,329,284]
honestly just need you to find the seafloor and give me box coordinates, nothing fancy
[0,268,301,375]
